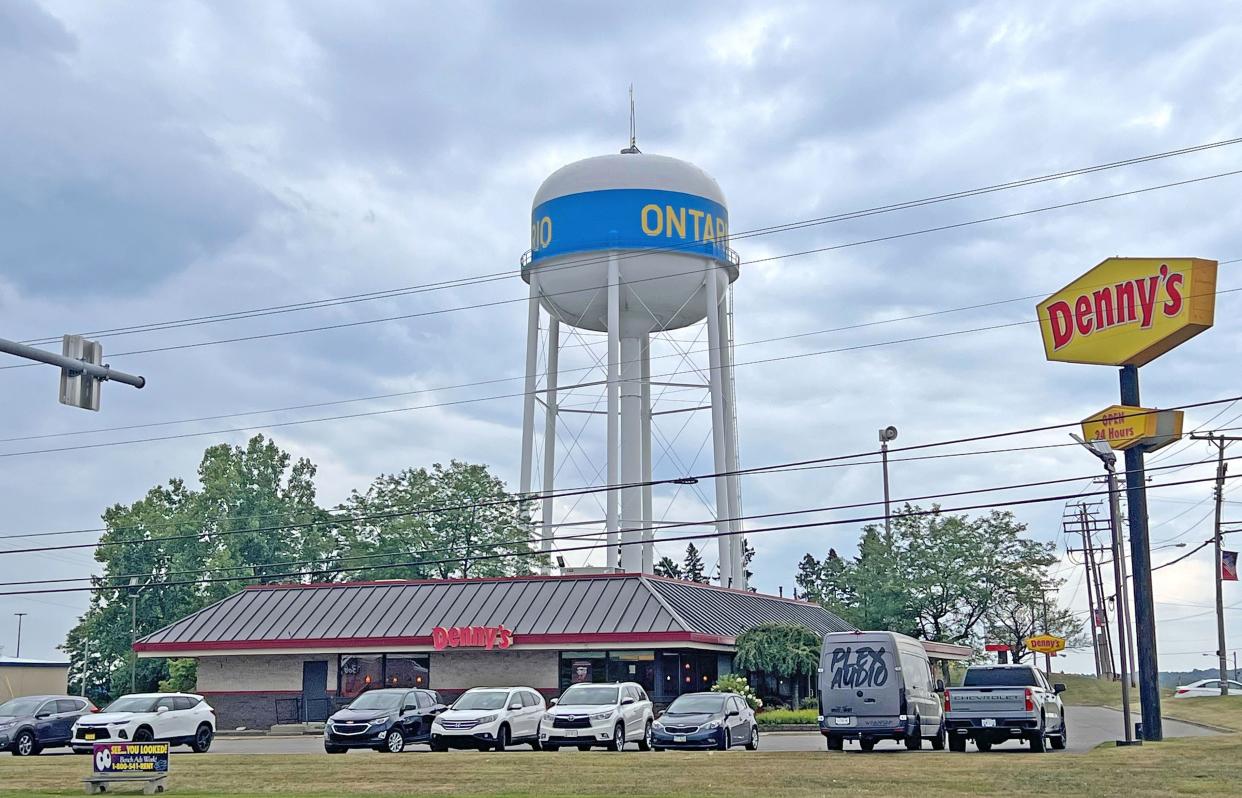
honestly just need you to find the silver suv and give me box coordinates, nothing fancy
[539,682,655,751]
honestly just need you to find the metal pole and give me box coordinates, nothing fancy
[1211,437,1229,695]
[1115,514,1138,688]
[1105,460,1136,744]
[640,334,654,574]
[1040,592,1052,678]
[519,282,541,498]
[881,440,892,543]
[605,252,621,570]
[718,285,744,589]
[81,638,89,698]
[1120,364,1162,741]
[704,263,733,588]
[619,333,643,573]
[130,595,138,694]
[1087,519,1116,679]
[1079,504,1103,679]
[0,337,145,388]
[540,317,559,574]
[13,612,26,658]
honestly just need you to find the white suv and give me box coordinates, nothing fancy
[72,693,215,754]
[430,687,546,751]
[540,682,654,751]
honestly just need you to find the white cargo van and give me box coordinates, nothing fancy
[818,630,946,752]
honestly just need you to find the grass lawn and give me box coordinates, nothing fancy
[1,737,1240,798]
[1053,672,1242,731]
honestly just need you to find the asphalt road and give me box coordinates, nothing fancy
[186,707,1215,756]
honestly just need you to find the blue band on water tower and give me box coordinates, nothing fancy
[528,188,729,265]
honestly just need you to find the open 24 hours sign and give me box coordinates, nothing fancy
[93,742,169,774]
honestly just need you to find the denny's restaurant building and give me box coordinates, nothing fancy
[134,573,854,730]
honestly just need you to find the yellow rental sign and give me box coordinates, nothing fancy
[1081,405,1185,452]
[1037,258,1216,366]
[1024,635,1067,655]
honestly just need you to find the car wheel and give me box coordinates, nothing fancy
[1051,718,1067,751]
[1030,729,1047,753]
[13,730,38,757]
[607,723,625,752]
[826,736,844,752]
[190,724,213,753]
[904,718,922,751]
[717,727,730,751]
[494,725,509,752]
[975,739,992,752]
[430,740,448,752]
[948,734,966,753]
[385,730,406,754]
[745,725,759,751]
[544,744,559,752]
[859,738,876,752]
[529,739,542,751]
[930,721,946,751]
[324,745,347,754]
[132,727,154,743]
[652,746,665,752]
[577,744,591,752]
[637,721,652,752]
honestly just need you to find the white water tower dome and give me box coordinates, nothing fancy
[521,152,739,334]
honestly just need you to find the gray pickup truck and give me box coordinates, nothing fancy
[944,664,1066,752]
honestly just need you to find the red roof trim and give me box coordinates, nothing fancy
[135,630,733,654]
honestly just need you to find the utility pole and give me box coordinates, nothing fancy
[1190,432,1241,697]
[1086,516,1117,679]
[13,613,27,658]
[1072,504,1104,678]
[1039,590,1052,678]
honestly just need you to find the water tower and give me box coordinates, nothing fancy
[518,139,747,588]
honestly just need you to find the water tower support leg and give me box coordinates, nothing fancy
[541,317,560,574]
[620,335,643,573]
[718,289,744,590]
[519,283,540,498]
[641,333,654,573]
[606,253,621,569]
[704,264,733,588]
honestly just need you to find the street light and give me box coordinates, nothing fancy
[128,577,147,694]
[13,613,27,658]
[879,426,898,541]
[1070,433,1138,746]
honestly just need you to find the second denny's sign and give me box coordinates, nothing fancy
[1036,257,1216,367]
[431,624,515,651]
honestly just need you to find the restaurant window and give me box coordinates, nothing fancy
[559,651,606,688]
[607,651,655,692]
[558,651,656,693]
[384,655,431,689]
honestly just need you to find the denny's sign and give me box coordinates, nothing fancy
[1081,405,1185,452]
[1037,258,1217,366]
[431,624,514,651]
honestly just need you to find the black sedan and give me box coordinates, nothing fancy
[651,692,758,751]
[0,695,97,756]
[323,688,444,753]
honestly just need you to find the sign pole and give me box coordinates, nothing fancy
[1120,364,1162,741]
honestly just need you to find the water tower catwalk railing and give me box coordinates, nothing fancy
[517,246,746,589]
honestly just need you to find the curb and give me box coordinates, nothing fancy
[756,725,818,733]
[1099,705,1237,735]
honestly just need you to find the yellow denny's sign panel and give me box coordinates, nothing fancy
[1037,258,1216,366]
[1081,405,1184,451]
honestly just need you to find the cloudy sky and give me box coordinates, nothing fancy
[1,1,1240,678]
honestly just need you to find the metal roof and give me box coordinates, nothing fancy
[134,573,851,654]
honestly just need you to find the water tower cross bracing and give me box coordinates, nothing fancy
[518,147,747,588]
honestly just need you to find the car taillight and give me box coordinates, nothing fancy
[1176,688,1189,695]
[943,690,951,711]
[1024,688,1034,712]
[90,706,101,713]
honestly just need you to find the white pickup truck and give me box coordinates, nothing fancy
[944,664,1067,752]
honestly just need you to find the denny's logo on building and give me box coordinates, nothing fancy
[1036,257,1216,366]
[431,624,514,651]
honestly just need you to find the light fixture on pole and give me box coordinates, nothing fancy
[878,426,898,541]
[128,577,147,694]
[1070,433,1138,746]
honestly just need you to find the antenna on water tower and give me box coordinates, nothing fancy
[621,84,640,154]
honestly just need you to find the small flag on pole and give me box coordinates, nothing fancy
[1222,550,1239,582]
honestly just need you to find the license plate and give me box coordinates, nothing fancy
[84,733,96,741]
[563,729,577,737]
[981,719,996,728]
[834,717,852,726]
[674,735,687,743]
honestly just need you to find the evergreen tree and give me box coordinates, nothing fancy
[683,543,707,583]
[653,556,682,579]
[795,553,822,601]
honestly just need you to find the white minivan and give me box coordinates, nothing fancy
[430,687,545,751]
[539,682,654,752]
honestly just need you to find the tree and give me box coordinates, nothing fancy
[158,658,198,693]
[63,435,335,700]
[335,460,541,580]
[795,553,823,601]
[733,623,822,707]
[682,543,707,583]
[985,574,1087,663]
[653,557,682,579]
[742,540,756,590]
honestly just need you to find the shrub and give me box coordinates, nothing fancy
[756,708,818,726]
[799,695,819,711]
[711,674,763,710]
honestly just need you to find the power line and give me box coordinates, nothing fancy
[4,468,1240,598]
[5,167,1241,373]
[17,136,1242,349]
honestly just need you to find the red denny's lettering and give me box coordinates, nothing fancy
[1045,263,1184,351]
[431,624,514,651]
